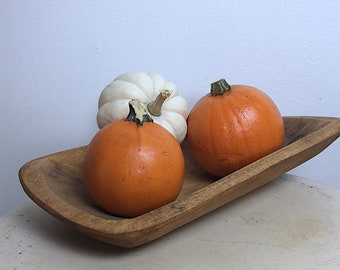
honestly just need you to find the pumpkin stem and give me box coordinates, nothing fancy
[210,79,231,96]
[147,90,171,116]
[126,99,153,126]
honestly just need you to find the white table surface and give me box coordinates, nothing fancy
[1,174,339,270]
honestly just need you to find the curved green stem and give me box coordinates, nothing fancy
[210,79,231,96]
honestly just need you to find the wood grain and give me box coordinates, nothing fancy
[19,116,340,248]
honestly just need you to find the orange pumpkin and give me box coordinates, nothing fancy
[187,79,285,177]
[83,99,185,217]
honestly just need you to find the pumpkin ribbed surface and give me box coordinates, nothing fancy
[84,100,185,217]
[187,81,284,177]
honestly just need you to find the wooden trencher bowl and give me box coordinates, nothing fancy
[19,116,340,248]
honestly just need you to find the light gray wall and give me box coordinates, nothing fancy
[1,0,339,215]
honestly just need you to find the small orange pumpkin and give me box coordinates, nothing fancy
[83,99,185,217]
[187,79,285,177]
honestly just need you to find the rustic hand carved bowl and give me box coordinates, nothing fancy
[19,116,340,248]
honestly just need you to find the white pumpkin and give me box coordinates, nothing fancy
[97,72,189,143]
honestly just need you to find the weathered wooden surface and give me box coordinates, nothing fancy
[19,116,340,247]
[4,174,340,269]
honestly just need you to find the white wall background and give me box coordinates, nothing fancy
[1,0,339,216]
